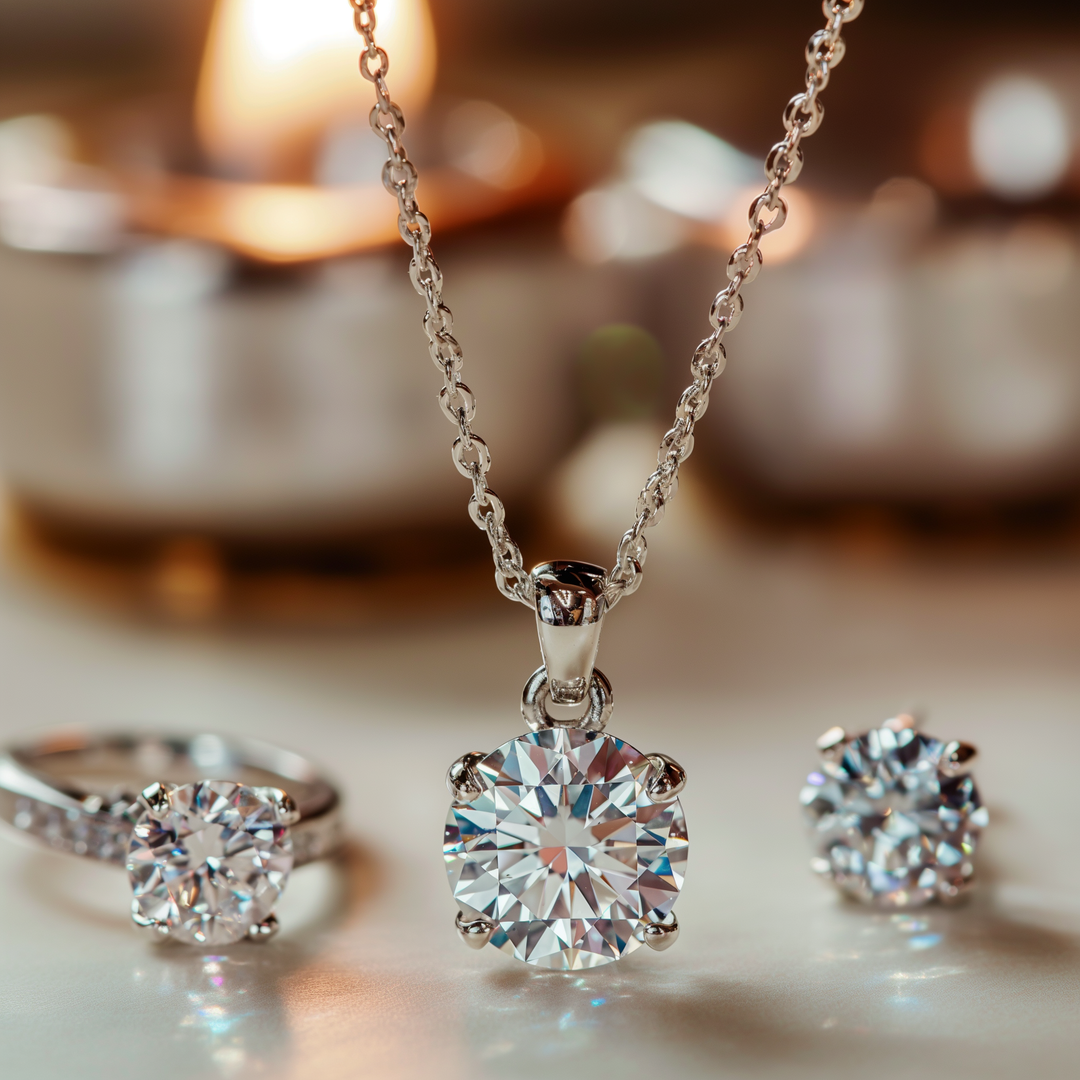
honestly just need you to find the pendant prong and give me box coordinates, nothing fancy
[446,751,486,802]
[644,753,686,803]
[642,912,679,951]
[455,910,495,950]
[939,741,977,778]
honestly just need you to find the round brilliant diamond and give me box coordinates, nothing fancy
[444,728,688,969]
[801,725,988,907]
[126,780,294,944]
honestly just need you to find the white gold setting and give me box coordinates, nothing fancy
[801,717,988,907]
[350,0,866,965]
[0,732,342,944]
[443,560,689,969]
[445,726,688,970]
[128,780,297,946]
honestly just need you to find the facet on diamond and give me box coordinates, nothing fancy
[444,728,688,969]
[126,780,294,944]
[801,725,988,907]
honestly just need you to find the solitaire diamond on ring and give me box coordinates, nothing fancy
[0,731,342,944]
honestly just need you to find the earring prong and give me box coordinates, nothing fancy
[939,741,977,777]
[256,788,300,826]
[883,713,917,733]
[815,727,846,759]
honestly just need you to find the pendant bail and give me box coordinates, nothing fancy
[532,561,608,706]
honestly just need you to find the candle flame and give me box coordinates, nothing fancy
[195,0,436,180]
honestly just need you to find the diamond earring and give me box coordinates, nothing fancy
[800,714,988,907]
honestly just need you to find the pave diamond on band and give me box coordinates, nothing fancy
[0,731,342,943]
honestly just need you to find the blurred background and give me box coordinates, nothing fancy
[3,0,1080,620]
[6,5,1080,1080]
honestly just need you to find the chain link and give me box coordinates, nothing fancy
[350,0,864,609]
[350,0,533,605]
[607,0,863,605]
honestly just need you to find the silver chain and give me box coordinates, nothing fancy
[350,0,864,609]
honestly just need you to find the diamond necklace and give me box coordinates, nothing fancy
[351,0,866,969]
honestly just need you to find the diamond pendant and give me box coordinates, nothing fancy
[443,562,689,969]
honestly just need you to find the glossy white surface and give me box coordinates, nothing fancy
[0,519,1078,1079]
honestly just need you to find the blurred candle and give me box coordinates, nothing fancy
[195,0,436,181]
[106,242,229,484]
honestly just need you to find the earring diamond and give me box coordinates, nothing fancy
[801,718,988,907]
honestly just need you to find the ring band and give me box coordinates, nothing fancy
[0,730,342,944]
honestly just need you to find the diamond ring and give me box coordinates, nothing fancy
[0,731,342,944]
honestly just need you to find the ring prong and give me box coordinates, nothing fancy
[257,787,300,826]
[138,781,174,816]
[447,752,486,803]
[247,914,280,942]
[939,875,975,905]
[455,910,495,950]
[643,913,679,952]
[132,909,170,938]
[940,741,977,778]
[644,753,686,803]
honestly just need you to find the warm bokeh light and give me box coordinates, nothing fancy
[919,104,980,196]
[195,0,436,180]
[217,183,391,259]
[970,76,1071,200]
[563,120,765,263]
[624,120,758,222]
[562,183,687,263]
[124,177,400,262]
[442,101,544,191]
[717,183,817,264]
[868,177,938,235]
